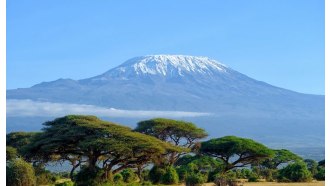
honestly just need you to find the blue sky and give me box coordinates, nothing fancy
[7,0,324,94]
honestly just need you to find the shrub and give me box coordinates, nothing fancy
[75,167,106,186]
[141,169,150,182]
[55,181,74,186]
[185,173,207,186]
[149,166,166,184]
[314,167,325,181]
[176,166,189,182]
[120,168,137,183]
[6,158,36,186]
[247,172,259,182]
[161,166,179,184]
[277,161,312,182]
[113,173,124,183]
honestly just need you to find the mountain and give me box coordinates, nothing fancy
[7,55,325,159]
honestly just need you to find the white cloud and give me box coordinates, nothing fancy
[6,99,211,118]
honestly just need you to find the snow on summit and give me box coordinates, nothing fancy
[101,55,229,79]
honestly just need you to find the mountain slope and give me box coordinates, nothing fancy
[7,55,324,159]
[7,55,324,118]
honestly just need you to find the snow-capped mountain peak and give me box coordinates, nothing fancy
[98,55,229,80]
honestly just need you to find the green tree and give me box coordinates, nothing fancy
[7,158,36,186]
[256,149,301,181]
[277,161,312,182]
[6,131,39,159]
[135,118,208,164]
[25,115,181,182]
[261,149,301,169]
[304,159,318,176]
[200,136,274,173]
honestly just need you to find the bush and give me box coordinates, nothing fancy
[6,158,36,186]
[185,173,207,186]
[149,166,166,184]
[75,167,106,186]
[247,172,259,182]
[176,166,189,182]
[120,168,137,183]
[141,169,150,182]
[55,181,74,186]
[277,161,312,182]
[113,173,124,183]
[161,166,179,184]
[314,167,325,181]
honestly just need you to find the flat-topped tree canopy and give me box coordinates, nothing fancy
[25,115,182,175]
[135,118,207,164]
[200,136,274,172]
[261,149,302,169]
[135,118,208,146]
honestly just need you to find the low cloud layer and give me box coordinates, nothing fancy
[7,99,211,118]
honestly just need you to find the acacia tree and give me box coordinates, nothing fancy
[135,118,208,164]
[200,136,274,174]
[260,149,301,169]
[252,149,301,181]
[6,132,40,159]
[25,115,181,181]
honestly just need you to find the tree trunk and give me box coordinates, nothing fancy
[70,162,80,181]
[137,166,143,182]
[88,155,98,171]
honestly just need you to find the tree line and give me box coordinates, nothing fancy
[6,115,325,186]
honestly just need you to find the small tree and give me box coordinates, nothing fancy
[277,161,312,182]
[200,136,274,173]
[7,158,36,186]
[304,159,318,176]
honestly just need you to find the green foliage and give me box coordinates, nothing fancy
[247,172,259,182]
[185,173,208,186]
[304,159,318,176]
[113,173,124,183]
[135,118,207,164]
[149,165,179,184]
[120,168,137,183]
[318,159,325,167]
[141,169,150,182]
[6,132,39,158]
[149,166,166,184]
[6,158,36,186]
[277,161,312,182]
[34,165,57,185]
[25,115,181,176]
[55,181,74,186]
[314,167,325,181]
[201,136,274,173]
[6,146,18,161]
[161,166,179,184]
[75,166,106,186]
[261,149,301,169]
